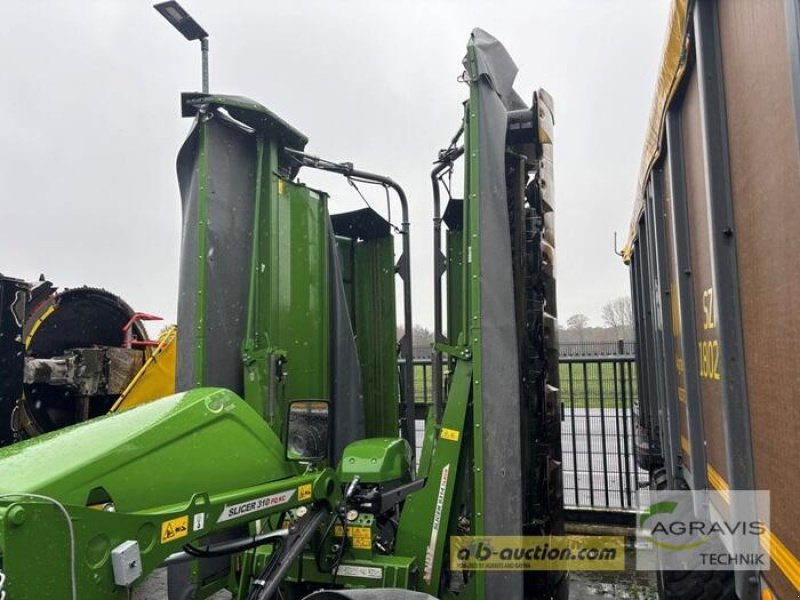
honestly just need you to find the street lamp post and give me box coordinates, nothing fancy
[153,1,210,93]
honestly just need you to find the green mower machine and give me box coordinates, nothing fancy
[0,30,564,600]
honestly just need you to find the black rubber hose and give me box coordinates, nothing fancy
[181,529,287,559]
[247,506,329,600]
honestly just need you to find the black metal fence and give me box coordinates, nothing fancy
[559,340,636,357]
[560,355,647,510]
[408,346,648,511]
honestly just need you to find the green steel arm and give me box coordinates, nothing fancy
[0,470,336,600]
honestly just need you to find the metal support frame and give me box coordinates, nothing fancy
[634,224,663,467]
[627,262,647,482]
[648,171,683,487]
[694,1,758,597]
[200,37,209,94]
[665,109,709,492]
[283,149,416,468]
[430,140,464,423]
[628,252,645,445]
[643,196,670,478]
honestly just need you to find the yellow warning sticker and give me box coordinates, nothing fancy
[441,428,460,442]
[161,516,189,544]
[298,483,312,501]
[334,525,373,550]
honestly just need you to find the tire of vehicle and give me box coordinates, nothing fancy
[650,467,737,600]
[302,590,437,600]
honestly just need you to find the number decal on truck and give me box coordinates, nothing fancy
[698,340,721,380]
[698,288,721,380]
[701,287,716,330]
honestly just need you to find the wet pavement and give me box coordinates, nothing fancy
[569,569,658,600]
[569,539,658,600]
[133,569,231,599]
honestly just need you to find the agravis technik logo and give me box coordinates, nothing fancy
[636,490,770,571]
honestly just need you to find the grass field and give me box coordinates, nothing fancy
[412,360,638,410]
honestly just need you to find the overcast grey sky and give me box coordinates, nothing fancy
[0,1,670,333]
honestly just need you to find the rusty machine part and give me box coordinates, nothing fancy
[4,279,151,441]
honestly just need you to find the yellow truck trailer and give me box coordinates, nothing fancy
[626,1,800,599]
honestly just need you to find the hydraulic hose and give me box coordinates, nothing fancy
[172,529,289,566]
[246,505,328,600]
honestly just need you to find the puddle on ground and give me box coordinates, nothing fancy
[568,540,659,600]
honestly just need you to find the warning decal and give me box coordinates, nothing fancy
[298,483,312,501]
[440,428,460,442]
[333,525,373,550]
[161,516,189,544]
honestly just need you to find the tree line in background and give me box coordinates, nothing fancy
[561,296,634,344]
[397,324,436,347]
[399,296,635,348]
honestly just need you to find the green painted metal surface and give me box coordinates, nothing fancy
[414,408,437,481]
[245,552,416,598]
[338,438,412,484]
[288,554,416,590]
[0,468,332,600]
[0,388,295,508]
[393,36,502,599]
[0,388,339,600]
[334,227,398,440]
[335,237,356,322]
[394,360,473,595]
[352,236,398,439]
[463,48,488,594]
[181,93,308,152]
[0,467,331,600]
[243,171,331,435]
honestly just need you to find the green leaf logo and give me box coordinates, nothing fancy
[641,500,709,551]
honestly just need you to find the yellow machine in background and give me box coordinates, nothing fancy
[112,325,177,412]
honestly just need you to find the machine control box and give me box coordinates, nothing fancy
[111,540,142,587]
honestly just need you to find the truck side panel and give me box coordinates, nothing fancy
[718,1,800,597]
[679,67,728,480]
[656,162,693,474]
[630,2,800,597]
